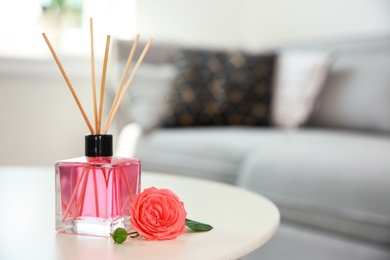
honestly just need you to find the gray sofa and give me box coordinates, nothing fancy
[109,36,390,259]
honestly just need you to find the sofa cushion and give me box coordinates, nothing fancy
[131,127,292,184]
[237,129,390,244]
[160,49,276,127]
[310,37,390,133]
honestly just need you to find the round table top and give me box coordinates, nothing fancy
[0,167,279,260]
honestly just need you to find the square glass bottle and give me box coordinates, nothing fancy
[55,134,141,236]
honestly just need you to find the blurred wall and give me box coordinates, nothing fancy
[136,0,390,50]
[0,0,389,166]
[0,56,118,166]
[0,57,94,166]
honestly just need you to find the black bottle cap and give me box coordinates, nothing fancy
[85,134,113,157]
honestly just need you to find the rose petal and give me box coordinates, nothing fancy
[130,187,187,240]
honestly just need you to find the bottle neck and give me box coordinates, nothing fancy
[85,134,113,157]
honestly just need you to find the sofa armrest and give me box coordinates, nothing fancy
[115,123,143,157]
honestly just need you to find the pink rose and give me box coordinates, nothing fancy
[130,186,187,240]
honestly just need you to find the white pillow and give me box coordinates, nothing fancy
[271,51,331,128]
[126,63,177,132]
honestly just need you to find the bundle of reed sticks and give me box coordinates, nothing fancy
[42,18,153,134]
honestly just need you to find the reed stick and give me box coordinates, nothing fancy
[89,18,98,133]
[74,170,90,220]
[116,170,121,214]
[97,35,111,134]
[105,34,140,132]
[113,170,119,215]
[44,21,153,224]
[102,168,110,188]
[103,37,153,134]
[120,167,134,213]
[92,168,99,217]
[61,167,88,221]
[42,33,95,134]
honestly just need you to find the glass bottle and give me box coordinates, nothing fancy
[55,134,141,236]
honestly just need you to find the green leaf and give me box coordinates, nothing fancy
[185,218,213,232]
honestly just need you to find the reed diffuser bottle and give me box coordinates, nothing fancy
[55,134,141,236]
[43,18,153,236]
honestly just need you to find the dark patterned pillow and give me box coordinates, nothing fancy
[160,49,276,127]
[223,51,275,126]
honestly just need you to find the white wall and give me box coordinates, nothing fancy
[0,57,116,166]
[136,0,390,50]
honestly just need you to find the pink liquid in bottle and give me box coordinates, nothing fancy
[55,135,141,236]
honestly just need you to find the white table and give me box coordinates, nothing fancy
[0,167,279,260]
